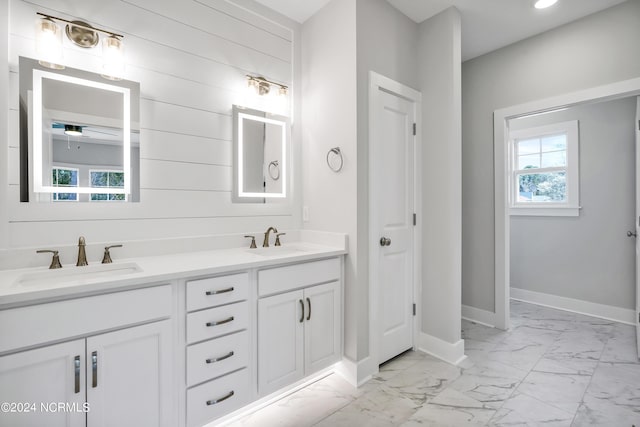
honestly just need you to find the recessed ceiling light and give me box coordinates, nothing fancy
[535,0,558,9]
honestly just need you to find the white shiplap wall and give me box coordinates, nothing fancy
[4,0,300,250]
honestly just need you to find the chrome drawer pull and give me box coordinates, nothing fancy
[206,287,234,296]
[74,355,81,394]
[91,351,98,388]
[206,390,234,406]
[206,316,234,327]
[206,351,234,364]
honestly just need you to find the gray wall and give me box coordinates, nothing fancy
[510,97,636,309]
[301,0,359,361]
[462,0,640,313]
[419,7,463,344]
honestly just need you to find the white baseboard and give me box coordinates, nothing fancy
[417,333,467,366]
[462,304,496,327]
[334,357,374,388]
[510,287,635,326]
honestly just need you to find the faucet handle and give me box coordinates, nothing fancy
[102,244,123,264]
[275,233,286,247]
[244,235,257,249]
[37,250,63,269]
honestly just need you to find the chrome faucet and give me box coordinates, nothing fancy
[77,236,88,266]
[262,227,278,248]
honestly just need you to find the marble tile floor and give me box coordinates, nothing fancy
[230,301,640,426]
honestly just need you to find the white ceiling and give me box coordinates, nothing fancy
[253,0,628,60]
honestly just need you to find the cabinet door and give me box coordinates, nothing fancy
[304,281,341,375]
[258,290,304,395]
[86,320,172,427]
[0,340,86,427]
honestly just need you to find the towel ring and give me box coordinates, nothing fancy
[326,147,343,172]
[268,160,280,181]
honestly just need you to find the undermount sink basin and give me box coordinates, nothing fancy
[15,262,143,287]
[246,246,308,257]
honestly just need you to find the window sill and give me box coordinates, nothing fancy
[509,206,580,217]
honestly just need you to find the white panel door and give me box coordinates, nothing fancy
[258,290,304,395]
[0,340,86,427]
[304,281,341,374]
[636,96,640,357]
[372,87,416,364]
[86,320,172,427]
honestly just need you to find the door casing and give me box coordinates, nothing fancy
[494,77,640,330]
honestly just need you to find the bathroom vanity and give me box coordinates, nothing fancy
[0,240,345,427]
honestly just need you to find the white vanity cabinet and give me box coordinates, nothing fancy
[257,258,342,396]
[184,272,251,427]
[0,285,174,427]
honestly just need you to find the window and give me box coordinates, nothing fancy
[90,170,126,201]
[52,167,78,201]
[509,120,579,216]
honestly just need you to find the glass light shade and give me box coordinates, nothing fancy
[35,17,64,69]
[101,36,124,81]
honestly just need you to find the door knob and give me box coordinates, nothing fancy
[627,231,637,238]
[379,237,391,247]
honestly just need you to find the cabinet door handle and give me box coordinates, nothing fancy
[206,316,234,327]
[206,351,234,364]
[205,287,234,296]
[91,351,98,388]
[299,299,304,323]
[306,297,311,321]
[206,390,234,406]
[74,355,81,394]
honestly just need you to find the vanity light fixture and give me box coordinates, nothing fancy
[35,12,125,79]
[64,124,83,136]
[534,0,558,9]
[246,75,288,97]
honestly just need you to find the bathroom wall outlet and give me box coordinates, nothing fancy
[303,206,309,222]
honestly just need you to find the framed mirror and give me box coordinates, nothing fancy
[233,105,289,202]
[19,57,140,202]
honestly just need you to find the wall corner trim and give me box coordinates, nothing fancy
[334,356,374,388]
[511,287,635,325]
[417,333,466,366]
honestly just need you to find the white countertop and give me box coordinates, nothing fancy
[0,242,346,308]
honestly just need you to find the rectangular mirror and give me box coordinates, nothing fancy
[19,57,140,202]
[233,105,289,202]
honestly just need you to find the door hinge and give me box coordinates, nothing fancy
[638,312,640,323]
[413,303,416,316]
[413,213,416,226]
[413,123,416,136]
[638,120,640,131]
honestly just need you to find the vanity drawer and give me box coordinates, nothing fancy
[186,273,249,312]
[187,368,250,427]
[258,257,341,297]
[0,285,172,354]
[186,330,249,387]
[186,301,249,344]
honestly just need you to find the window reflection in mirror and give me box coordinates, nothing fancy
[233,105,289,203]
[19,57,140,202]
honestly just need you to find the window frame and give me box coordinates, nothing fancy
[508,120,579,217]
[88,168,127,202]
[51,166,79,202]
